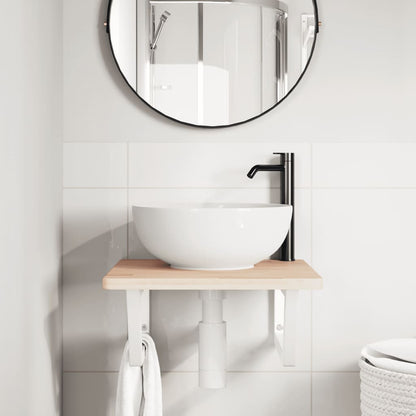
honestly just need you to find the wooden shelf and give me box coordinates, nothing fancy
[103,259,322,291]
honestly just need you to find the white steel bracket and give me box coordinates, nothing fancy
[125,288,299,369]
[126,290,150,366]
[274,289,299,366]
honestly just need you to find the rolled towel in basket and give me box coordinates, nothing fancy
[362,338,416,375]
[360,339,416,416]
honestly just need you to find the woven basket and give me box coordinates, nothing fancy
[360,359,416,416]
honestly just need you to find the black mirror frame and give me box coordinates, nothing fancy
[105,0,319,128]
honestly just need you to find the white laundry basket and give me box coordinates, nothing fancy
[360,358,416,416]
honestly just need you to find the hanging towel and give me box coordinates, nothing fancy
[115,334,163,416]
[361,338,416,375]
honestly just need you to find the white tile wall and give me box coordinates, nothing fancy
[312,373,360,416]
[313,143,416,188]
[64,143,127,188]
[63,373,118,416]
[312,188,416,372]
[63,142,416,415]
[63,189,128,371]
[128,143,311,188]
[64,372,311,416]
[162,372,311,416]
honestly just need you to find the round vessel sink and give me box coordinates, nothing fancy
[132,203,292,271]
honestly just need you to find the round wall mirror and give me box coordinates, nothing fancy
[107,0,319,127]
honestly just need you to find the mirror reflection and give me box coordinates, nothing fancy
[108,0,318,126]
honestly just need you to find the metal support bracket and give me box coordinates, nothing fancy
[274,289,299,366]
[124,288,300,370]
[126,290,150,366]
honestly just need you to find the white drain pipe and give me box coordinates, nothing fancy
[199,290,226,389]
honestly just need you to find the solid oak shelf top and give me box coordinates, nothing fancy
[102,259,322,291]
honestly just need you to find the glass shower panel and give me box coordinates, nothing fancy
[147,1,287,125]
[204,3,262,125]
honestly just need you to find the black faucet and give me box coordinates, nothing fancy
[247,153,295,262]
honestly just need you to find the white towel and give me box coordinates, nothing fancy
[361,338,416,375]
[115,334,163,416]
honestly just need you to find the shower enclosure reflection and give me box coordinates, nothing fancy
[109,0,317,126]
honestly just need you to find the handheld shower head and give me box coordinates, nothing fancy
[161,10,171,22]
[150,10,171,50]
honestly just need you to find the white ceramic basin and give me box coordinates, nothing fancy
[132,203,292,271]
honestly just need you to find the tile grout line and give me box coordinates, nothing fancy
[62,186,312,190]
[61,143,65,406]
[127,142,130,260]
[310,143,314,416]
[61,186,416,190]
[62,370,361,374]
[62,140,416,144]
[309,186,416,190]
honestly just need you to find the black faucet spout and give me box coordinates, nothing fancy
[247,164,284,179]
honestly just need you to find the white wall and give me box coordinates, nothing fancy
[0,0,63,415]
[62,0,416,415]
